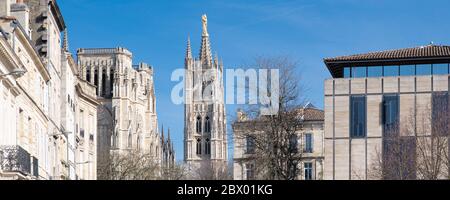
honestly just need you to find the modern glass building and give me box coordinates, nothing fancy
[323,45,450,180]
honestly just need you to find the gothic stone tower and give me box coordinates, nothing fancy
[184,15,228,175]
[77,48,161,178]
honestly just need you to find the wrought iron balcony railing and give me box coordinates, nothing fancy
[0,145,32,176]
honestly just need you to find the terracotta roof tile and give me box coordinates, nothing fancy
[324,45,450,62]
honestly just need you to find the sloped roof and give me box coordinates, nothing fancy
[297,108,324,121]
[324,45,450,62]
[324,44,450,78]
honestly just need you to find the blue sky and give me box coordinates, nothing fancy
[59,0,450,161]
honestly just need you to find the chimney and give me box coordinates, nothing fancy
[10,0,30,36]
[0,0,11,17]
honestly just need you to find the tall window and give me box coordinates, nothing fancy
[304,163,313,180]
[112,131,118,148]
[432,92,449,136]
[196,116,202,133]
[246,136,255,154]
[137,136,141,150]
[246,163,255,180]
[205,138,211,155]
[383,95,399,137]
[205,116,211,133]
[289,134,298,153]
[351,96,366,138]
[196,138,202,155]
[127,131,132,148]
[304,133,313,153]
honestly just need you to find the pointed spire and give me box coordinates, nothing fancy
[161,124,165,142]
[186,37,192,59]
[63,28,69,52]
[199,14,212,67]
[214,52,219,67]
[167,127,171,143]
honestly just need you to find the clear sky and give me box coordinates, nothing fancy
[58,0,450,161]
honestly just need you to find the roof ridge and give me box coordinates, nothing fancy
[324,44,450,62]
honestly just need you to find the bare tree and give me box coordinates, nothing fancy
[98,150,160,180]
[160,162,188,180]
[234,57,306,180]
[194,161,232,180]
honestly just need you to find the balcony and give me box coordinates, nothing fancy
[0,146,33,177]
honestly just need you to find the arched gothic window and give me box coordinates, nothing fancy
[137,136,141,150]
[196,138,202,155]
[112,130,118,148]
[150,143,154,156]
[127,131,132,148]
[205,138,211,155]
[205,116,211,133]
[196,116,202,133]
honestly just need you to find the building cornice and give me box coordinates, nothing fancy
[12,25,51,81]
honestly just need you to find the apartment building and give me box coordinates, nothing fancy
[0,0,99,180]
[233,104,325,180]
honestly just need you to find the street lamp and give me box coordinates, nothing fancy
[0,68,27,78]
[75,161,92,165]
[48,131,72,137]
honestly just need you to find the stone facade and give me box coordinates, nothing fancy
[184,15,228,176]
[323,45,450,180]
[232,105,325,180]
[0,0,99,180]
[77,47,172,178]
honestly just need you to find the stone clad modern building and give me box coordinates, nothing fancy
[184,15,228,177]
[324,45,450,180]
[233,104,325,180]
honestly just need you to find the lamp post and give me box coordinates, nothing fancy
[0,68,27,78]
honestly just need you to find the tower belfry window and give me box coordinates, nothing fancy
[196,116,202,133]
[196,138,202,155]
[205,116,211,133]
[205,138,211,155]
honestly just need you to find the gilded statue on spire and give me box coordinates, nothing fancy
[202,14,208,36]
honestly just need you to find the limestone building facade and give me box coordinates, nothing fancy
[0,0,98,180]
[184,15,228,176]
[324,45,450,180]
[232,105,325,180]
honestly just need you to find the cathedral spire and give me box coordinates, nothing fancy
[167,128,171,143]
[63,28,69,52]
[214,52,219,67]
[199,14,212,67]
[161,124,165,142]
[186,37,192,59]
